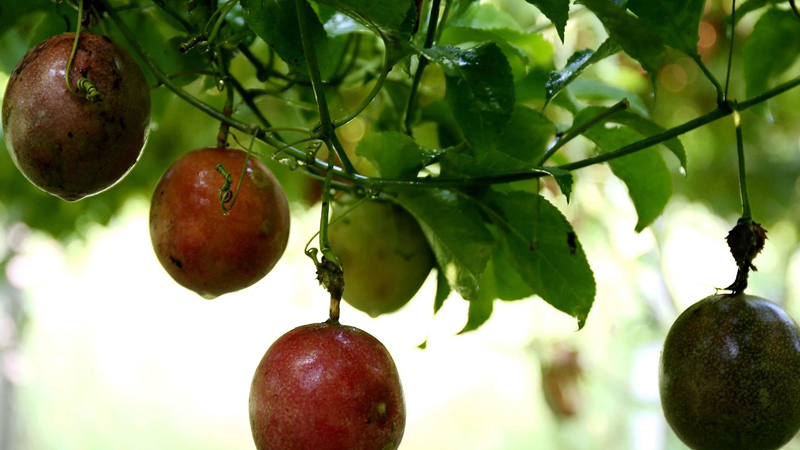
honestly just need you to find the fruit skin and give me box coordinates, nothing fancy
[659,293,800,450]
[149,148,290,299]
[2,32,151,201]
[328,200,434,317]
[249,321,405,450]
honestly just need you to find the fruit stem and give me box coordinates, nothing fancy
[733,105,752,221]
[329,295,341,324]
[404,0,442,135]
[65,0,102,103]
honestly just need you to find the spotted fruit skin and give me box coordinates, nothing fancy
[328,200,434,317]
[659,293,800,450]
[2,32,151,201]
[149,148,290,298]
[249,321,405,450]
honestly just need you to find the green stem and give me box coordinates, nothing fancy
[733,106,752,220]
[538,99,629,165]
[216,50,234,147]
[295,0,356,174]
[404,0,442,135]
[319,144,340,267]
[692,54,724,106]
[332,50,391,128]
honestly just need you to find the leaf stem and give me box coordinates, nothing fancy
[404,0,442,135]
[538,99,629,165]
[692,54,724,106]
[295,0,356,174]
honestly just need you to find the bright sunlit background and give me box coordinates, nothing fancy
[4,0,800,449]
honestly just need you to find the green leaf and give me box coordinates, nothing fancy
[569,79,649,116]
[422,43,515,152]
[546,38,621,105]
[577,110,673,231]
[627,0,706,55]
[743,9,800,118]
[524,0,571,42]
[241,0,331,77]
[482,190,595,329]
[460,268,495,333]
[434,268,451,314]
[395,190,495,301]
[495,106,558,166]
[313,0,415,61]
[576,0,666,85]
[729,0,780,27]
[356,132,429,178]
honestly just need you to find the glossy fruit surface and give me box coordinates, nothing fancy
[249,321,405,450]
[659,293,800,450]
[149,147,290,298]
[328,200,434,317]
[2,32,150,201]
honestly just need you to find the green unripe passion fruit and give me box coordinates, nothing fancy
[659,293,800,450]
[328,200,434,317]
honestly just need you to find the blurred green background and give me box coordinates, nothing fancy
[3,0,800,449]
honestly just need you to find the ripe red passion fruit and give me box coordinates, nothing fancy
[149,148,290,298]
[2,32,151,201]
[249,321,405,450]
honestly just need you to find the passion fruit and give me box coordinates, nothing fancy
[2,32,151,201]
[659,293,800,450]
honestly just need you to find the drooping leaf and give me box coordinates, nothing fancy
[422,43,515,152]
[460,276,494,333]
[482,190,595,329]
[395,190,495,301]
[546,38,621,105]
[524,0,571,42]
[313,0,415,61]
[576,0,666,85]
[743,9,800,118]
[577,109,673,231]
[241,0,331,77]
[356,132,429,178]
[434,268,451,314]
[627,0,706,55]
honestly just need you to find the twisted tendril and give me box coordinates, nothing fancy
[66,0,102,103]
[215,130,258,215]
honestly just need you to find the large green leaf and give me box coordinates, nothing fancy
[422,43,515,152]
[743,9,800,117]
[395,190,495,301]
[241,0,331,77]
[576,0,666,85]
[577,110,673,232]
[524,0,571,42]
[482,190,595,329]
[627,0,706,55]
[313,0,415,60]
[546,38,621,105]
